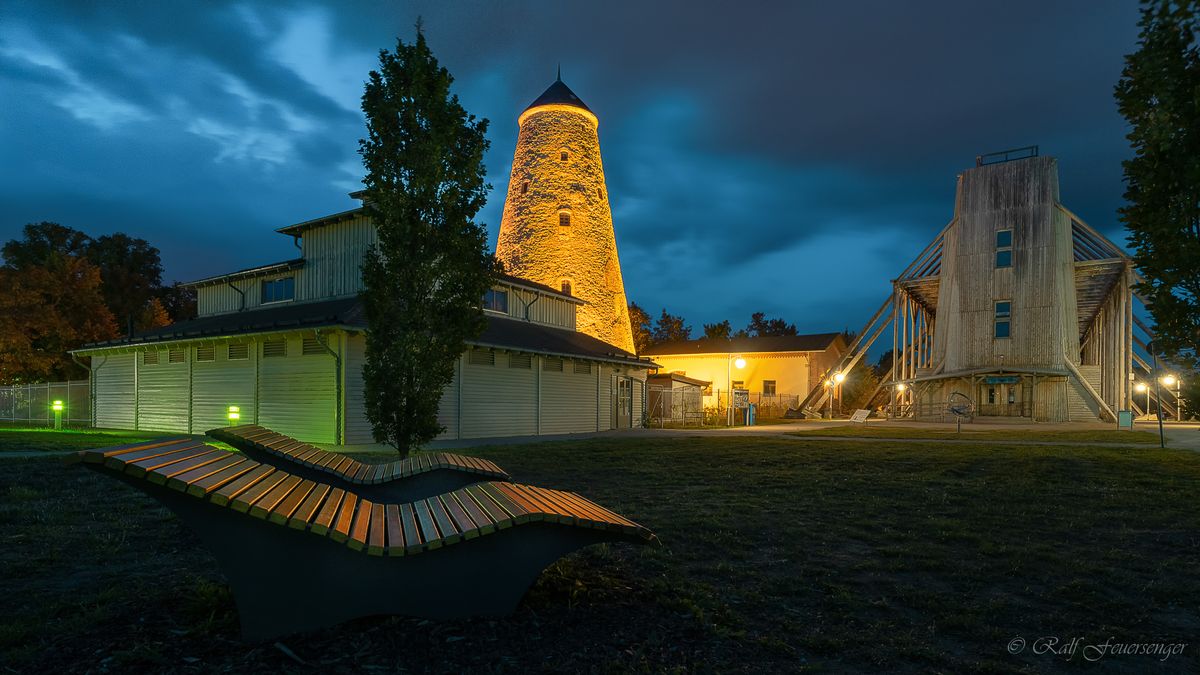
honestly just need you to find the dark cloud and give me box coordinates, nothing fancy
[0,0,1140,332]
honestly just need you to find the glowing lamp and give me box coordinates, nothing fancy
[824,379,833,387]
[51,400,64,412]
[1134,383,1147,393]
[227,405,241,422]
[833,372,846,384]
[734,357,746,369]
[1161,375,1177,387]
[895,383,906,392]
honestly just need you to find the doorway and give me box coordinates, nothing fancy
[615,377,632,428]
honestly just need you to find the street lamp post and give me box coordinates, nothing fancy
[1135,382,1148,417]
[51,400,63,431]
[833,371,845,417]
[726,354,745,426]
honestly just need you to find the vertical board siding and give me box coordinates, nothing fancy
[539,362,599,434]
[460,351,536,438]
[136,352,190,432]
[343,334,372,444]
[192,345,257,433]
[94,353,135,429]
[196,273,299,317]
[258,336,338,443]
[300,216,375,302]
[504,287,577,329]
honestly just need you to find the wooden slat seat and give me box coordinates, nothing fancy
[206,425,510,503]
[72,438,657,641]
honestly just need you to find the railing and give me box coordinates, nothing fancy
[976,145,1039,166]
[0,380,91,427]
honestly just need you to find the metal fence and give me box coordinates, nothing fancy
[648,385,706,426]
[0,380,91,427]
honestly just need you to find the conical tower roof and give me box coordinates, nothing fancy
[524,73,591,114]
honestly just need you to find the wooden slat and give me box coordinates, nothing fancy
[310,488,345,535]
[165,453,244,492]
[399,503,423,553]
[146,449,228,485]
[465,484,514,529]
[210,464,276,507]
[440,492,478,540]
[80,437,191,464]
[102,441,203,470]
[287,483,331,530]
[291,446,323,465]
[542,488,620,529]
[186,458,257,497]
[367,502,386,556]
[347,498,373,551]
[450,489,495,536]
[350,464,372,482]
[231,470,289,514]
[426,496,460,545]
[506,484,571,524]
[123,445,213,477]
[495,483,553,522]
[412,500,442,549]
[385,504,405,556]
[550,489,639,533]
[330,492,359,543]
[478,482,534,524]
[269,479,316,525]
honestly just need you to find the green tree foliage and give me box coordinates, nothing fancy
[0,222,90,269]
[158,282,198,322]
[1115,1,1200,371]
[0,257,117,384]
[358,28,499,456]
[629,302,653,353]
[651,308,692,344]
[703,320,733,340]
[86,233,166,332]
[745,312,797,337]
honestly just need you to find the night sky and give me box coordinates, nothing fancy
[0,1,1141,335]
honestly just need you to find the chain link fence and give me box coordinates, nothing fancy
[0,381,91,427]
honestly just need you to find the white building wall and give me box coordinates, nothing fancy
[460,349,537,439]
[192,343,257,434]
[136,349,190,433]
[94,353,135,430]
[257,335,339,444]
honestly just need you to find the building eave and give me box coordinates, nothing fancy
[276,207,367,236]
[182,258,305,289]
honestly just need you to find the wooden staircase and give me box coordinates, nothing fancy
[1067,365,1102,421]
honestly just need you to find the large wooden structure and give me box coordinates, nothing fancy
[801,151,1160,422]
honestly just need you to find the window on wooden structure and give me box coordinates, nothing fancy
[142,350,159,365]
[762,380,777,396]
[261,276,295,304]
[508,353,532,369]
[988,387,997,404]
[560,150,568,161]
[228,344,249,360]
[263,340,287,358]
[521,181,529,195]
[558,210,571,227]
[195,346,215,362]
[302,336,326,355]
[168,349,185,363]
[995,230,1013,268]
[469,348,494,366]
[994,301,1011,338]
[543,357,563,372]
[483,288,508,313]
[573,360,591,375]
[560,279,572,296]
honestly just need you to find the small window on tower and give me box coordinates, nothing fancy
[521,181,529,195]
[559,210,571,227]
[995,229,1013,268]
[561,280,572,296]
[560,151,568,161]
[994,300,1012,338]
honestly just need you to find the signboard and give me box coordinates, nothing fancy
[984,376,1020,384]
[732,389,750,409]
[850,409,871,423]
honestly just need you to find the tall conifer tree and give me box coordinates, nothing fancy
[359,28,499,455]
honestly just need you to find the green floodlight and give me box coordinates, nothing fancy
[52,400,64,412]
[52,400,64,430]
[227,405,241,423]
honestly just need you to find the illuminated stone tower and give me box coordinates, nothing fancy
[496,75,636,354]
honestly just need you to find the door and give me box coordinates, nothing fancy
[615,377,632,428]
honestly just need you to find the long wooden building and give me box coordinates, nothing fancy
[71,196,652,444]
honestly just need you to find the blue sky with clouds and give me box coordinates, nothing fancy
[0,1,1141,334]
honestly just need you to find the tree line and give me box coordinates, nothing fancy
[0,222,196,384]
[627,303,804,353]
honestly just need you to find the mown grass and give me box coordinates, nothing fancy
[0,427,175,453]
[1,434,1197,673]
[790,425,1161,444]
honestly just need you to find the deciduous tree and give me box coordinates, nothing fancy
[359,27,499,456]
[1115,1,1200,372]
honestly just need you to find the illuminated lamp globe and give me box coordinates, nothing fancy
[734,357,746,369]
[833,372,846,384]
[1134,383,1147,393]
[1161,375,1177,387]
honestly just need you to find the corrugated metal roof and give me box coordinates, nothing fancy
[640,333,842,356]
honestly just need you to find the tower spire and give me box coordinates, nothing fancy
[556,63,561,82]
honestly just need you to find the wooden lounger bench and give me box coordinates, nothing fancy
[206,424,509,502]
[72,438,656,640]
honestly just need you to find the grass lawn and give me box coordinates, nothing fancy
[790,425,1161,444]
[2,434,1197,672]
[0,426,180,453]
